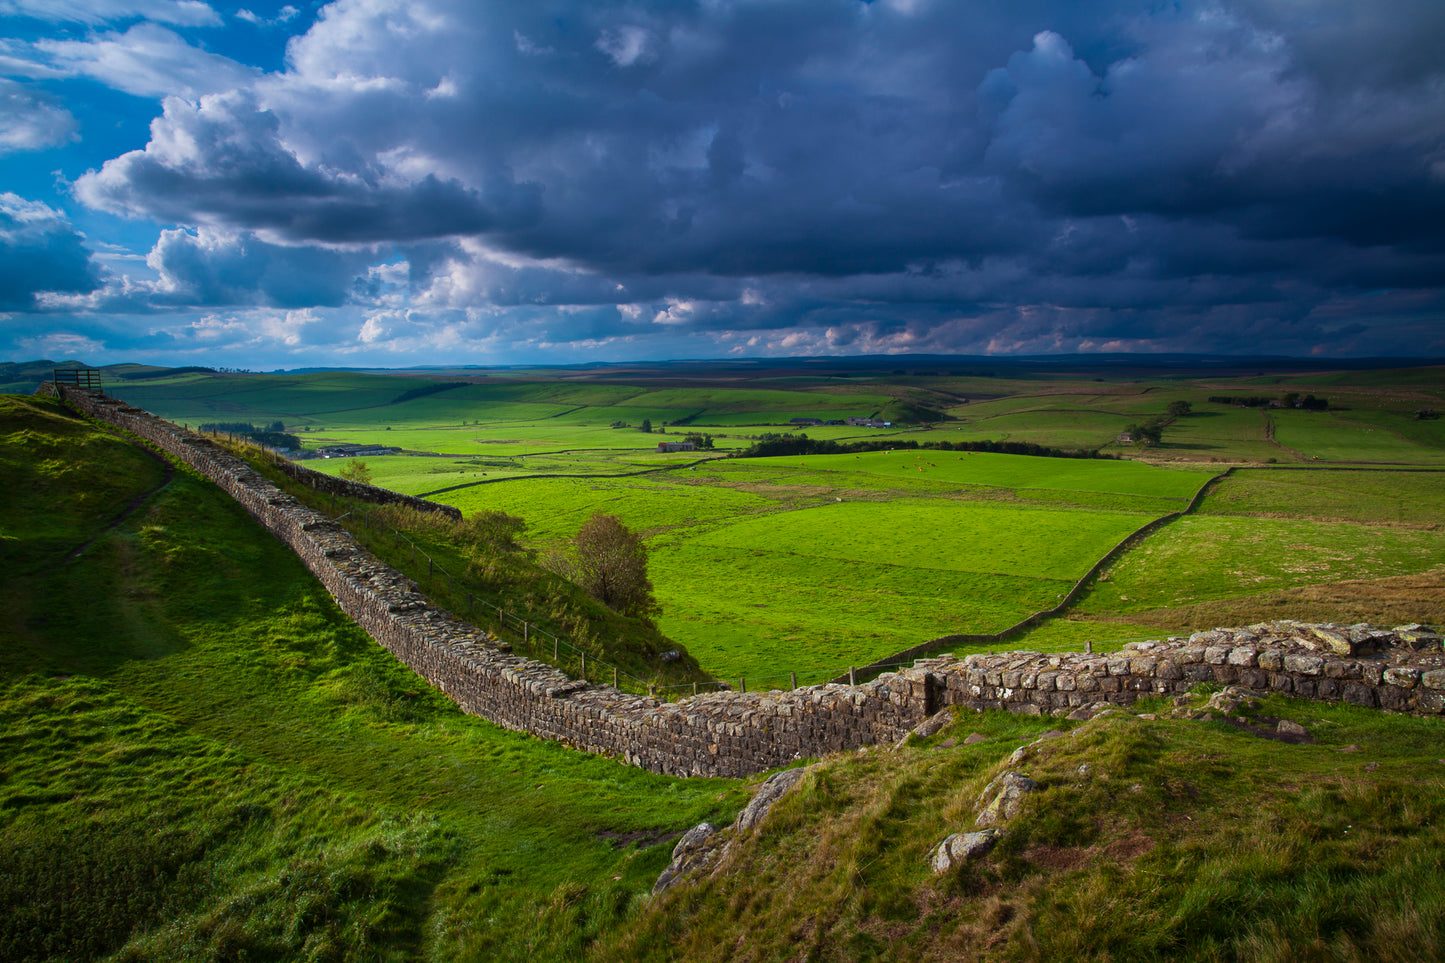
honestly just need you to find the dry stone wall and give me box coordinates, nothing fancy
[271,457,461,519]
[57,386,935,777]
[914,620,1445,717]
[56,386,1443,780]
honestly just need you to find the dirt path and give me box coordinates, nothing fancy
[64,437,175,563]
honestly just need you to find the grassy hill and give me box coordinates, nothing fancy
[605,692,1445,961]
[0,395,747,962]
[5,364,1445,961]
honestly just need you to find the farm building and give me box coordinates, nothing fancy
[657,441,696,452]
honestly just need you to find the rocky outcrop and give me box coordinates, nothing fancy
[654,764,816,894]
[975,771,1042,829]
[931,830,1001,873]
[652,822,721,895]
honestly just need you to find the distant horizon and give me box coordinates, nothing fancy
[12,350,1445,378]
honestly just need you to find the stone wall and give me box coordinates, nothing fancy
[272,457,461,520]
[56,386,1443,780]
[57,386,935,777]
[914,620,1445,717]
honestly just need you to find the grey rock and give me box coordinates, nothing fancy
[1276,719,1308,737]
[736,766,810,832]
[652,822,720,895]
[911,709,954,739]
[931,829,1001,872]
[976,771,1042,828]
[1308,626,1354,656]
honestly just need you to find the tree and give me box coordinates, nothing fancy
[338,460,373,485]
[640,418,653,433]
[1166,400,1192,418]
[571,513,659,618]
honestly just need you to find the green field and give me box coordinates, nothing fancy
[436,453,1213,678]
[84,360,1445,679]
[1272,409,1445,464]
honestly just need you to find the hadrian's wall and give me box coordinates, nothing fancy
[915,621,1445,717]
[271,457,462,520]
[57,386,936,777]
[57,386,1444,779]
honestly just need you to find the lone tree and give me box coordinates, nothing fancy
[571,513,659,619]
[338,460,373,485]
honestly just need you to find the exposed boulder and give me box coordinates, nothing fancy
[931,829,1000,873]
[736,766,812,832]
[975,771,1042,828]
[1395,624,1443,651]
[652,822,721,896]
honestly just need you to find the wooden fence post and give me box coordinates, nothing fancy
[790,671,798,690]
[849,666,857,686]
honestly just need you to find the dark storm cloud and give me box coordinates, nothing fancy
[45,0,1445,357]
[0,194,103,310]
[77,91,540,244]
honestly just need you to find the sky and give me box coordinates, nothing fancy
[1,0,1443,369]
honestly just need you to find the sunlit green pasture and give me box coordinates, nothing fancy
[652,546,1073,681]
[1272,409,1445,464]
[444,474,775,542]
[1077,514,1445,618]
[1328,407,1445,452]
[1162,407,1288,462]
[1199,468,1445,526]
[949,407,1134,449]
[736,449,1214,499]
[679,500,1148,581]
[435,452,1201,677]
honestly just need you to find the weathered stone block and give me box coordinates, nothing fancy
[1422,670,1445,691]
[1226,647,1258,667]
[1204,645,1231,665]
[1383,667,1420,688]
[1324,660,1362,680]
[1283,654,1325,676]
[1343,683,1377,708]
[1156,660,1184,681]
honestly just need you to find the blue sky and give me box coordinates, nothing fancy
[1,0,1443,369]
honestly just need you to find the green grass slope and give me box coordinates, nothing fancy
[602,693,1445,962]
[0,395,747,962]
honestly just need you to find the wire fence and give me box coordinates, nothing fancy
[226,433,1168,703]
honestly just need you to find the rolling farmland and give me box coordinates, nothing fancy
[98,359,1445,684]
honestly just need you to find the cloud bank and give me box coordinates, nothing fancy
[6,0,1444,363]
